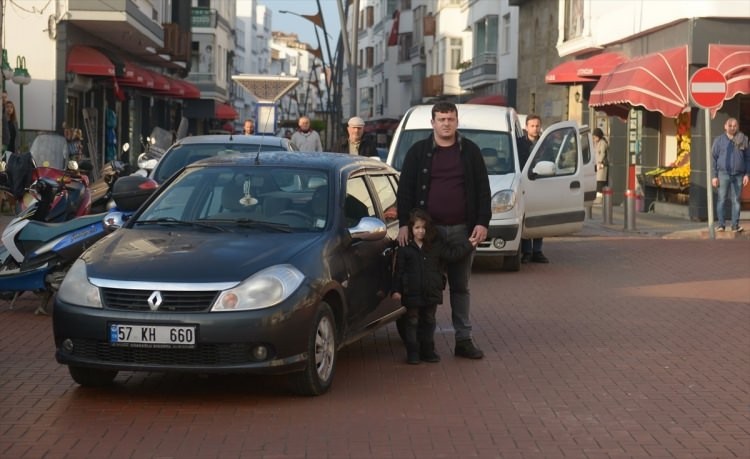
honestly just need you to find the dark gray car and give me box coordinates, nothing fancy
[53,152,402,396]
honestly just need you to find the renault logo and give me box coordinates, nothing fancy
[147,291,163,311]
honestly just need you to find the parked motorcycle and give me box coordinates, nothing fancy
[0,175,158,314]
[20,162,92,222]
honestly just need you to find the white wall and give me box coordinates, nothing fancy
[559,0,750,55]
[3,0,56,131]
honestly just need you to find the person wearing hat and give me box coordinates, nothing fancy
[337,116,377,157]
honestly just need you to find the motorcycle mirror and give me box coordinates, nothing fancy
[67,160,79,171]
[122,142,130,152]
[150,137,156,145]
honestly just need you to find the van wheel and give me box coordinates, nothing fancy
[502,248,521,272]
[68,366,117,387]
[289,302,337,396]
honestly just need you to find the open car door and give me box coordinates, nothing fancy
[521,121,586,239]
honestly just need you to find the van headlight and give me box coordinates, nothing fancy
[58,259,103,308]
[211,264,305,311]
[491,190,516,213]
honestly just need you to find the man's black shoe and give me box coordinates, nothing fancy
[454,339,484,359]
[531,252,549,263]
[521,253,532,264]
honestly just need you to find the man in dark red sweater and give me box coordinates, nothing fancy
[396,101,491,359]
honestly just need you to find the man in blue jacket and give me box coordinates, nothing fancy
[711,117,749,233]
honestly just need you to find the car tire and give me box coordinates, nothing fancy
[502,247,521,272]
[68,366,117,387]
[289,302,337,396]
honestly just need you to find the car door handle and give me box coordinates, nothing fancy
[570,181,581,190]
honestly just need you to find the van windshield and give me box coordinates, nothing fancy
[390,129,515,175]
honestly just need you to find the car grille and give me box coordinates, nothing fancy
[70,339,267,366]
[101,288,219,312]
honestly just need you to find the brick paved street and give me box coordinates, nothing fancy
[1,236,749,458]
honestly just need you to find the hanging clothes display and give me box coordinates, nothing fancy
[105,108,117,162]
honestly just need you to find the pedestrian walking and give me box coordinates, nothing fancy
[396,101,491,359]
[290,115,323,151]
[592,127,609,193]
[336,116,377,157]
[711,117,749,233]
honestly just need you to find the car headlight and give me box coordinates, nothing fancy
[211,264,305,312]
[57,259,102,308]
[491,190,516,213]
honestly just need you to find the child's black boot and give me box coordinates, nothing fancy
[420,341,440,363]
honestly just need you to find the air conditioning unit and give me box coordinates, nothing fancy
[67,74,92,92]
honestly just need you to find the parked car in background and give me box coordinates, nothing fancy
[150,134,297,184]
[387,104,595,271]
[53,152,403,396]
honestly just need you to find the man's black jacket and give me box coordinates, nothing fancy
[335,136,378,157]
[397,133,491,231]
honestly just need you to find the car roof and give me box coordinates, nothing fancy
[174,134,292,147]
[399,104,517,132]
[189,151,397,173]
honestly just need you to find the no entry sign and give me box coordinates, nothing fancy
[690,67,727,109]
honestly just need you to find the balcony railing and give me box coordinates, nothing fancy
[162,23,191,63]
[459,53,498,88]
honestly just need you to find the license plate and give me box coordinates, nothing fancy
[109,324,196,348]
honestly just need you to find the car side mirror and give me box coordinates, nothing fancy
[531,161,556,178]
[103,211,127,232]
[349,216,386,241]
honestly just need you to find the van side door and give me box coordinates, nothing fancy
[520,121,586,238]
[580,126,597,211]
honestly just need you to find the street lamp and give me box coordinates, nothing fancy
[12,56,31,130]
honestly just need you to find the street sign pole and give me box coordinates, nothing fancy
[704,110,715,240]
[689,67,728,240]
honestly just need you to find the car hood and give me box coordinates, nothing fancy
[83,229,323,283]
[488,172,517,193]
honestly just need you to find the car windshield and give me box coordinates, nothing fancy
[138,165,330,232]
[390,129,515,175]
[153,143,289,183]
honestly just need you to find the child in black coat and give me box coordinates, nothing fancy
[391,209,475,364]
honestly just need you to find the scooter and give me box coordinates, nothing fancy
[20,162,92,223]
[0,175,157,314]
[133,127,173,177]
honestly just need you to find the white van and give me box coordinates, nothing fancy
[387,104,595,270]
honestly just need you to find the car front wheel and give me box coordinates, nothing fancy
[289,302,337,396]
[68,366,117,387]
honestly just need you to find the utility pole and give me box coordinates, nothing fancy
[335,0,358,120]
[0,0,4,150]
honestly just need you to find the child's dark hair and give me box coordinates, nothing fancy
[408,208,437,249]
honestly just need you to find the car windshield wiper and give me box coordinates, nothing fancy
[136,217,228,232]
[203,218,292,233]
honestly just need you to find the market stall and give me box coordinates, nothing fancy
[640,112,691,210]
